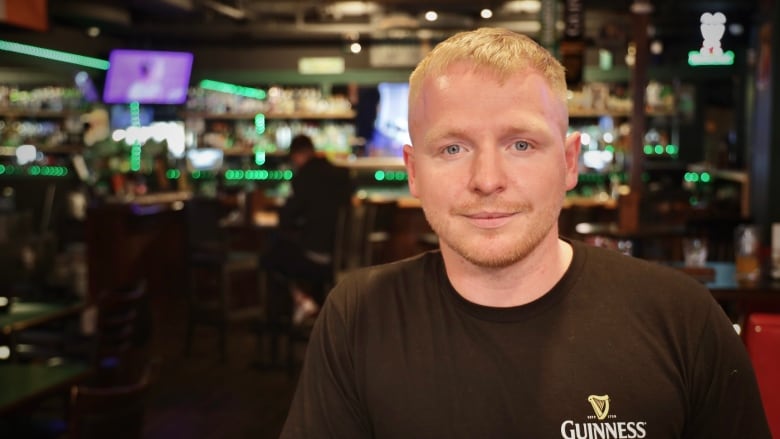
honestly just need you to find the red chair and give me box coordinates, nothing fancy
[744,312,780,438]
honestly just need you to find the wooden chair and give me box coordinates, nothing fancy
[359,199,397,266]
[88,282,151,387]
[67,361,158,439]
[183,197,265,360]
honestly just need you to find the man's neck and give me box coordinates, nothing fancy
[441,237,573,308]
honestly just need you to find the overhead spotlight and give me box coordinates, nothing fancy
[86,26,100,38]
[349,42,362,54]
[650,40,663,55]
[728,23,744,36]
[480,8,493,19]
[424,10,438,22]
[501,0,542,14]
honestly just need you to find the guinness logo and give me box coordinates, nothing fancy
[587,395,610,420]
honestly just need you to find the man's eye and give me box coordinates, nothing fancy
[513,140,530,151]
[444,144,461,155]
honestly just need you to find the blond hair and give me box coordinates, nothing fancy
[408,27,567,105]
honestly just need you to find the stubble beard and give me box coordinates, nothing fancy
[424,199,562,269]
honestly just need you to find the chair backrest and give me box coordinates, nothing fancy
[184,196,229,253]
[743,312,780,438]
[93,282,150,385]
[68,361,157,439]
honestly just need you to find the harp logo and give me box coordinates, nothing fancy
[587,394,610,420]
[558,394,648,438]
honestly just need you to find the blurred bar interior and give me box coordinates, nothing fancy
[0,0,779,436]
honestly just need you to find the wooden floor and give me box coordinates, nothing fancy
[141,293,298,439]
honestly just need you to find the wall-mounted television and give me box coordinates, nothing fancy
[368,82,410,157]
[102,49,194,105]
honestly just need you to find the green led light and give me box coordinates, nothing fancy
[654,144,664,155]
[643,144,653,155]
[0,164,5,174]
[199,79,267,100]
[604,145,615,152]
[254,150,266,166]
[0,39,110,70]
[688,50,735,66]
[395,171,406,180]
[283,169,293,180]
[665,144,678,155]
[374,170,385,181]
[166,169,181,179]
[130,102,142,126]
[255,114,266,134]
[28,166,41,176]
[700,172,711,183]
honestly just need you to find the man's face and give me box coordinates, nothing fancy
[290,151,308,169]
[403,62,580,268]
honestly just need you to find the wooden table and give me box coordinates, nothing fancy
[1,300,87,336]
[703,262,780,301]
[0,362,92,415]
[1,300,87,356]
[675,262,780,324]
[574,221,687,259]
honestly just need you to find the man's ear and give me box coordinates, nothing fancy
[563,132,581,191]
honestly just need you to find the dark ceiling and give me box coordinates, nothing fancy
[0,0,764,87]
[44,0,761,48]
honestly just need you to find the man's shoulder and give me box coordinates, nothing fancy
[327,252,440,306]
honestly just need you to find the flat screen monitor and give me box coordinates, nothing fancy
[186,148,224,172]
[102,49,194,105]
[368,82,410,157]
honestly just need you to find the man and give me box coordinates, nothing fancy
[281,28,770,438]
[263,134,353,322]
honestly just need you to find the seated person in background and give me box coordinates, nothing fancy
[262,134,353,324]
[280,28,770,438]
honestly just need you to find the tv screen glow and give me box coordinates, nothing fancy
[368,82,410,157]
[103,49,194,105]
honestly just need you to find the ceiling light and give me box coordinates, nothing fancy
[424,11,438,22]
[349,42,362,54]
[650,40,663,55]
[86,26,101,38]
[501,0,542,14]
[325,1,381,18]
[480,9,493,19]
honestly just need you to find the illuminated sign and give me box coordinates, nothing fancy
[688,12,735,66]
[298,57,345,74]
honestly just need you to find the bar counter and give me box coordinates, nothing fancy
[85,191,190,300]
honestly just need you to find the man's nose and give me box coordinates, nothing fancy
[468,148,507,195]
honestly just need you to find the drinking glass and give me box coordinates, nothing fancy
[683,237,708,267]
[735,225,761,283]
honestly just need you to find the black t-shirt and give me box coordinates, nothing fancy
[282,240,770,438]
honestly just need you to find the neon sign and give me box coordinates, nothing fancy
[688,12,735,66]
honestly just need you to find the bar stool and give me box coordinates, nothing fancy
[183,197,265,361]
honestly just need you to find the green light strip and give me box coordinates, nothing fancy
[0,164,69,177]
[687,50,735,66]
[224,169,292,181]
[129,103,142,172]
[0,39,110,70]
[373,170,408,181]
[199,79,267,100]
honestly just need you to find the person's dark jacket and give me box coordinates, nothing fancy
[278,156,353,256]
